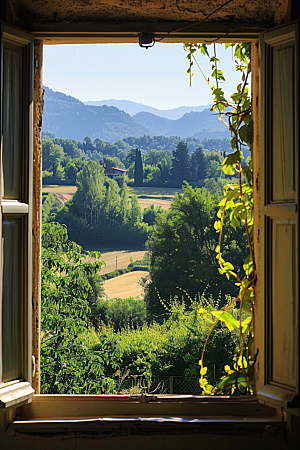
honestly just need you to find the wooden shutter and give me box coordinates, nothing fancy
[0,24,34,410]
[258,23,299,414]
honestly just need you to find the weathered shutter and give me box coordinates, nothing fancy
[258,22,299,414]
[0,23,34,409]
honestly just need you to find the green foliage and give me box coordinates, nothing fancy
[97,297,148,332]
[116,297,236,379]
[42,193,62,223]
[54,161,148,248]
[145,182,248,318]
[143,203,164,226]
[171,140,191,183]
[134,148,143,186]
[184,42,255,395]
[40,222,120,394]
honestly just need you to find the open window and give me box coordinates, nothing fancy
[0,19,299,421]
[0,24,34,409]
[257,22,299,413]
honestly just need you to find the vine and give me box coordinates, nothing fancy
[184,43,256,394]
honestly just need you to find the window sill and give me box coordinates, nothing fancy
[0,381,35,412]
[17,394,279,422]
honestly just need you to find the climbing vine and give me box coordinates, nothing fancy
[184,43,256,394]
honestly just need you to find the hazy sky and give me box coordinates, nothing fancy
[43,43,243,110]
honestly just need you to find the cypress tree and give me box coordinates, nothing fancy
[134,148,143,186]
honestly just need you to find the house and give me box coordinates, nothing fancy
[0,1,299,449]
[104,167,127,179]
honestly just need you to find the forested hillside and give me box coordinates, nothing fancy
[43,87,154,142]
[42,87,230,142]
[84,99,211,119]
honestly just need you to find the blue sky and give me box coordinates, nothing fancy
[43,43,243,110]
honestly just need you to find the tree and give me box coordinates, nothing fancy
[40,222,119,394]
[42,139,65,173]
[145,183,248,319]
[134,148,143,186]
[191,147,207,182]
[171,141,191,183]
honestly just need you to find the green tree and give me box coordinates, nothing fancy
[191,147,207,182]
[134,148,143,186]
[145,183,248,318]
[40,222,119,394]
[42,139,65,173]
[171,141,191,183]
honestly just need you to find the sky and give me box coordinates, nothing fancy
[43,43,243,111]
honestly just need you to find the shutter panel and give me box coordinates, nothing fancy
[258,23,299,413]
[0,24,34,410]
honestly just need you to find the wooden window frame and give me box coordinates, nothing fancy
[0,20,298,428]
[0,22,34,410]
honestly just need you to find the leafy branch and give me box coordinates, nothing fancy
[184,42,255,394]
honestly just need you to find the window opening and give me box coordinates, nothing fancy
[40,42,253,396]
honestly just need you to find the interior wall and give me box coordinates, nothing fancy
[0,427,294,450]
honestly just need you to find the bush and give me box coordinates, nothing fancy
[97,297,148,331]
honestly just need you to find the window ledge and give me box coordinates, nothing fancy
[18,394,279,422]
[0,381,35,411]
[257,385,299,415]
[13,415,283,435]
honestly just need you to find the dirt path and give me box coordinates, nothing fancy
[104,271,149,299]
[99,250,146,274]
[54,193,73,205]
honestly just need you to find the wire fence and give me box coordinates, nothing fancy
[117,375,204,395]
[41,368,206,395]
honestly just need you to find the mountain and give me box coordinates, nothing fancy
[133,109,229,138]
[84,99,211,120]
[42,87,155,143]
[42,87,230,143]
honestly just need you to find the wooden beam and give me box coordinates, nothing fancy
[32,21,271,44]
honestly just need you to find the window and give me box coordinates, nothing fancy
[0,21,299,421]
[0,24,34,409]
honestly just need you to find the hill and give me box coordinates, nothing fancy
[133,109,228,138]
[42,87,154,143]
[84,99,211,120]
[42,87,230,143]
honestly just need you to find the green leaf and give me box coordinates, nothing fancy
[241,316,252,334]
[222,150,242,175]
[239,119,253,145]
[211,311,238,332]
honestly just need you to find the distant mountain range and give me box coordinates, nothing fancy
[84,99,212,120]
[42,87,230,143]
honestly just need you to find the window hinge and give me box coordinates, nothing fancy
[32,355,36,378]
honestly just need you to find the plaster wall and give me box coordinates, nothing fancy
[9,0,289,27]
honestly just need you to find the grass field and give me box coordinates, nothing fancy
[42,185,181,210]
[42,185,77,194]
[104,270,149,299]
[98,250,146,275]
[130,186,183,198]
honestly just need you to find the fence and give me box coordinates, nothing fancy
[116,375,203,395]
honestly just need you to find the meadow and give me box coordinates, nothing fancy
[42,185,182,209]
[104,270,149,299]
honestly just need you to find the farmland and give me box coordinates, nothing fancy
[42,185,182,210]
[104,270,149,299]
[98,249,146,274]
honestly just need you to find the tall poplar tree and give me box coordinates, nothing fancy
[134,148,143,186]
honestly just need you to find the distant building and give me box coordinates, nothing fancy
[104,167,127,179]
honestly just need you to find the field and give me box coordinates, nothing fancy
[42,185,182,210]
[130,186,183,198]
[98,250,146,275]
[42,185,77,194]
[104,270,149,299]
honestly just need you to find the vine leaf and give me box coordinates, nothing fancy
[222,150,242,175]
[211,311,238,332]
